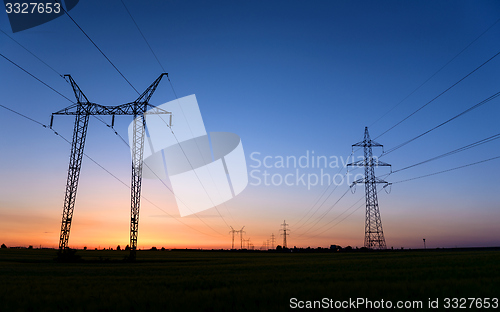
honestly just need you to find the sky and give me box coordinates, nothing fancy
[1,0,500,250]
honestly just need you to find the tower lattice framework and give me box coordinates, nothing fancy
[52,73,171,260]
[348,127,390,249]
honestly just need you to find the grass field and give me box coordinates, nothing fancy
[0,248,499,311]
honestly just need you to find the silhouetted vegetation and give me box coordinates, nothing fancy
[1,248,498,311]
[55,248,82,262]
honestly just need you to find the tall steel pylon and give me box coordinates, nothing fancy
[280,220,289,248]
[229,226,236,249]
[52,73,171,260]
[238,226,245,250]
[347,127,390,249]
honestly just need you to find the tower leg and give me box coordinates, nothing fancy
[129,114,146,260]
[59,112,89,250]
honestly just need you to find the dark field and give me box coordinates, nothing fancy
[0,249,499,311]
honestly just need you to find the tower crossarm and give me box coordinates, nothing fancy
[347,159,391,168]
[135,73,168,103]
[65,74,89,104]
[54,73,171,117]
[53,102,171,116]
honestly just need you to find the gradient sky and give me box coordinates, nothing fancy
[1,0,500,250]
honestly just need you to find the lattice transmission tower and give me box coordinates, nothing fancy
[52,73,171,260]
[347,127,390,249]
[280,220,289,248]
[239,226,245,249]
[229,226,236,249]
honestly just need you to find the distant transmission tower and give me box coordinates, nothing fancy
[347,127,390,249]
[280,220,289,248]
[52,74,171,260]
[229,226,236,249]
[238,226,245,250]
[243,238,250,249]
[270,233,276,249]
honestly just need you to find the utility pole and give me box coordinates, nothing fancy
[270,233,276,249]
[52,74,171,261]
[229,226,236,249]
[423,238,426,249]
[280,220,289,248]
[347,127,390,250]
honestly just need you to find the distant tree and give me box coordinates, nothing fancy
[345,246,353,251]
[1,243,7,249]
[28,245,33,249]
[276,245,282,251]
[83,246,87,250]
[116,245,121,251]
[161,247,166,251]
[150,246,157,251]
[124,245,130,251]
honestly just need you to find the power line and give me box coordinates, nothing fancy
[292,152,353,231]
[369,17,500,129]
[0,56,224,239]
[375,49,500,140]
[8,1,232,232]
[0,102,47,128]
[120,0,166,72]
[295,195,365,240]
[54,129,220,238]
[118,3,236,228]
[381,90,500,156]
[0,28,65,79]
[304,153,500,239]
[303,151,500,240]
[391,155,500,184]
[56,0,140,95]
[295,187,351,238]
[0,53,74,103]
[93,116,227,236]
[168,128,232,228]
[0,97,219,238]
[5,2,232,233]
[391,133,500,173]
[3,11,227,231]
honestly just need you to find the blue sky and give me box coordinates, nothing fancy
[1,0,500,249]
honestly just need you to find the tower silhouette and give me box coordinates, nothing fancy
[280,220,289,249]
[52,74,170,260]
[270,233,276,249]
[238,226,245,249]
[348,127,390,249]
[229,226,236,249]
